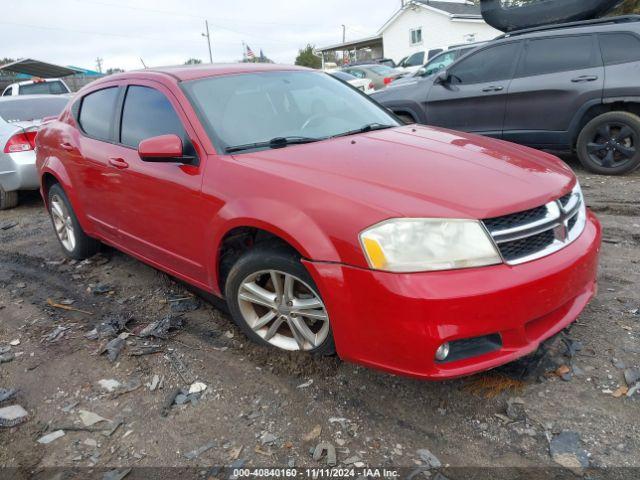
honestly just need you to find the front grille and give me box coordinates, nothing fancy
[483,205,548,232]
[482,188,585,265]
[499,230,555,262]
[559,193,572,208]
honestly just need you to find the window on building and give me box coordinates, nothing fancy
[410,28,423,46]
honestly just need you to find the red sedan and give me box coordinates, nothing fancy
[36,64,601,380]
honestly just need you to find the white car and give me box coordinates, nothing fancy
[329,71,375,95]
[0,95,70,209]
[2,78,71,97]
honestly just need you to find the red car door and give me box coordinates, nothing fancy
[103,82,210,287]
[66,85,122,241]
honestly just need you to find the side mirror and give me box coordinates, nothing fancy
[417,67,427,76]
[434,71,450,85]
[138,134,194,164]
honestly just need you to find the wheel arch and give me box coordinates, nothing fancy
[209,199,342,297]
[570,100,640,148]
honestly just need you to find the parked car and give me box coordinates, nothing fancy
[0,94,70,209]
[372,16,640,175]
[396,48,449,75]
[36,64,600,380]
[392,42,487,87]
[341,64,404,90]
[329,71,375,95]
[2,78,71,97]
[346,58,397,69]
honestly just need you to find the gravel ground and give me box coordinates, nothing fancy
[0,156,638,479]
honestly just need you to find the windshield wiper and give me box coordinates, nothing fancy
[330,123,396,139]
[225,136,321,154]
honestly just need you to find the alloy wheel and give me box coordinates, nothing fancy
[237,269,330,351]
[587,122,637,169]
[50,194,76,252]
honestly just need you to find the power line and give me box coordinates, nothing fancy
[68,0,320,28]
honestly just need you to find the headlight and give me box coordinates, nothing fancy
[359,218,502,272]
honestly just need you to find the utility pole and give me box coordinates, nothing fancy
[96,57,103,73]
[341,24,346,43]
[202,20,213,63]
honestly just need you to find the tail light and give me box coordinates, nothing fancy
[383,77,394,85]
[4,130,37,153]
[369,82,375,90]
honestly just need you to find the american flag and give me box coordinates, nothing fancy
[246,45,256,59]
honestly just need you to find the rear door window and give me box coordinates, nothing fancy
[599,33,640,65]
[520,35,598,76]
[120,85,186,148]
[78,87,119,141]
[449,42,521,84]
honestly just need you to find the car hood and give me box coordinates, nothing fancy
[232,125,575,220]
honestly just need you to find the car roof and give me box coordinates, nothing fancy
[103,63,310,83]
[500,15,640,40]
[8,78,66,87]
[0,93,72,103]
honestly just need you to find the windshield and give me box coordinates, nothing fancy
[0,97,69,123]
[183,71,399,152]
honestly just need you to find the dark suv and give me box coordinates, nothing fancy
[372,15,640,175]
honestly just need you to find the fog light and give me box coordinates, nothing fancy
[435,342,450,362]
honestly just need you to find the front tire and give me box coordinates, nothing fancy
[0,186,18,210]
[48,184,100,260]
[577,111,640,175]
[225,246,335,355]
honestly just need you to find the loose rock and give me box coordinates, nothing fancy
[0,405,28,427]
[37,430,65,444]
[549,431,589,474]
[417,448,442,469]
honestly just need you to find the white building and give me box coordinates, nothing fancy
[318,0,501,66]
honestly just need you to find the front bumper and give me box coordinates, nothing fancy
[304,211,601,380]
[0,150,38,192]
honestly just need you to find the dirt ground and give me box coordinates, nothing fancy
[0,156,638,479]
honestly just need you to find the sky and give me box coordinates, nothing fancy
[1,0,400,72]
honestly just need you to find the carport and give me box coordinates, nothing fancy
[316,35,384,68]
[0,58,78,78]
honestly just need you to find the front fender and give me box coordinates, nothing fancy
[206,197,341,296]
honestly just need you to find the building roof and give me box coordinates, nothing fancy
[414,0,481,17]
[316,35,384,53]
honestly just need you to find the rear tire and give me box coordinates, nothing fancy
[0,186,18,210]
[48,183,100,260]
[576,111,640,175]
[225,246,335,356]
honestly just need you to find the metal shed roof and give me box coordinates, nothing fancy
[0,58,79,78]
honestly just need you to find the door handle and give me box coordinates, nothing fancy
[571,75,599,82]
[108,157,129,169]
[482,86,504,92]
[60,142,76,152]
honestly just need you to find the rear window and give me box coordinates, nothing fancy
[521,35,598,76]
[370,65,395,75]
[0,97,69,123]
[19,81,69,95]
[599,33,640,65]
[78,87,119,141]
[331,71,357,82]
